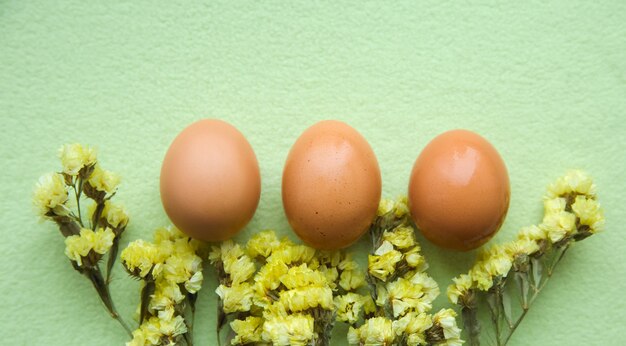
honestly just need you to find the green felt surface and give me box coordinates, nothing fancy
[2,1,625,345]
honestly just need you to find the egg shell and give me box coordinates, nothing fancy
[408,129,510,251]
[160,119,261,241]
[282,120,381,250]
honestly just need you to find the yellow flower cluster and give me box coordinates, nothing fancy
[211,230,364,346]
[352,197,463,346]
[447,170,604,304]
[88,164,121,194]
[58,143,97,176]
[65,227,115,266]
[33,172,69,218]
[123,226,204,346]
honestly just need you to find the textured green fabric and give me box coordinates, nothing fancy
[2,1,625,345]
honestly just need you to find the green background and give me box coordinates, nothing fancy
[2,1,625,345]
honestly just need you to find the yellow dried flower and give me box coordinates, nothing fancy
[280,263,328,289]
[383,226,416,249]
[339,269,366,291]
[334,293,365,324]
[369,241,403,281]
[87,164,120,194]
[392,312,432,345]
[447,274,472,305]
[387,277,432,317]
[546,169,595,198]
[517,225,546,242]
[541,210,577,243]
[231,316,264,345]
[223,254,256,285]
[571,195,604,233]
[64,232,92,266]
[279,286,333,312]
[268,244,316,266]
[377,198,395,216]
[394,196,410,217]
[247,230,281,258]
[262,313,314,346]
[58,143,96,176]
[150,279,185,311]
[432,309,463,345]
[469,264,493,291]
[184,271,203,294]
[505,238,540,257]
[348,317,395,346]
[33,172,69,217]
[121,239,161,277]
[101,201,129,228]
[216,283,254,313]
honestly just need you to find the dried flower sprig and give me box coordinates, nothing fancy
[351,197,463,346]
[33,143,131,336]
[210,230,365,346]
[447,170,604,346]
[121,226,204,346]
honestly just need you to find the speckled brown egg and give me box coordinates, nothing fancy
[408,129,510,251]
[282,120,381,250]
[160,119,261,242]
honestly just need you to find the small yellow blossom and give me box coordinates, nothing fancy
[216,283,254,313]
[546,169,595,198]
[263,313,315,346]
[541,210,577,243]
[447,274,472,305]
[392,312,432,345]
[121,240,161,277]
[362,294,376,315]
[394,196,410,218]
[279,286,334,312]
[377,198,395,216]
[184,271,203,294]
[404,245,427,271]
[91,227,115,254]
[58,143,96,176]
[517,225,546,242]
[432,309,463,345]
[247,230,281,258]
[469,264,493,291]
[88,164,120,194]
[334,293,364,324]
[348,317,395,346]
[369,241,403,281]
[408,271,439,303]
[339,269,366,291]
[387,277,432,317]
[571,195,604,233]
[505,238,540,257]
[101,201,129,228]
[268,244,316,266]
[479,245,513,278]
[150,279,185,311]
[383,226,416,249]
[231,316,264,345]
[33,173,69,217]
[224,254,256,285]
[280,264,328,289]
[319,265,339,290]
[64,232,92,266]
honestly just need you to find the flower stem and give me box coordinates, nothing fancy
[502,245,569,345]
[86,265,133,337]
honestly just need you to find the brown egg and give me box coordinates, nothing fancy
[160,119,261,241]
[408,129,510,251]
[282,120,382,250]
